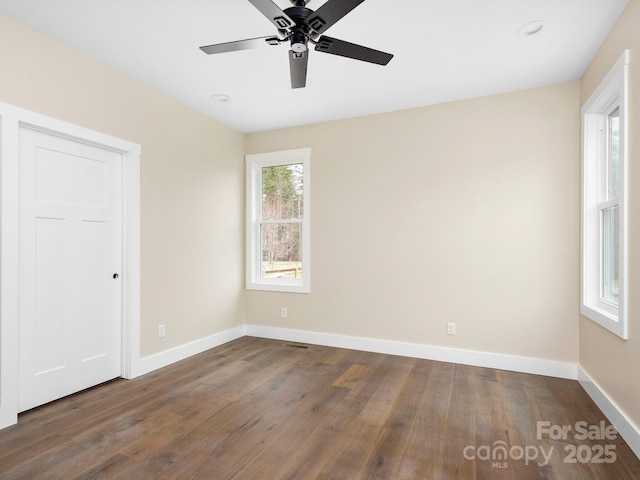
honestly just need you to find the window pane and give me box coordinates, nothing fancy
[607,107,620,200]
[601,205,619,304]
[261,222,302,279]
[262,164,304,220]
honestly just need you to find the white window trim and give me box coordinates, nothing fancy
[581,50,629,339]
[246,148,311,293]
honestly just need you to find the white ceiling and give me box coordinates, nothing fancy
[0,0,628,133]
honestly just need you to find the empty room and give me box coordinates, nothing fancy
[0,0,639,478]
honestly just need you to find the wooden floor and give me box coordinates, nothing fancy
[1,337,639,479]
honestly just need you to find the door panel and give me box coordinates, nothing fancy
[18,127,122,412]
[35,147,108,207]
[81,220,109,361]
[34,217,67,375]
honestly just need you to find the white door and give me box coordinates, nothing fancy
[18,126,122,412]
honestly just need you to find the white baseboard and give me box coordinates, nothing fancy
[244,324,577,380]
[129,325,245,378]
[578,366,640,460]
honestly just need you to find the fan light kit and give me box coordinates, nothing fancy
[200,0,394,89]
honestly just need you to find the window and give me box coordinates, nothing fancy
[581,50,629,339]
[246,148,310,293]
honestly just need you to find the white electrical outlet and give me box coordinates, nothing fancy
[158,324,166,338]
[281,307,288,319]
[447,323,456,335]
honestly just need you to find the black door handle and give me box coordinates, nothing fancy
[113,273,119,279]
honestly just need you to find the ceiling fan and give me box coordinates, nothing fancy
[199,0,393,89]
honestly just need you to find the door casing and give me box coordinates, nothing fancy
[0,103,141,429]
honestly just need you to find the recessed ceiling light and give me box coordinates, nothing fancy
[211,94,231,103]
[517,20,545,37]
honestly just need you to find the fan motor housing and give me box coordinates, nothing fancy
[285,6,312,52]
[284,6,313,25]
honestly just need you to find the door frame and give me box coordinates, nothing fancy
[0,103,141,429]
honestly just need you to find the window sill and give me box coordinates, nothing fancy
[246,281,310,294]
[581,304,627,340]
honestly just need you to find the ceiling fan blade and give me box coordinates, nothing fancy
[248,0,295,30]
[315,36,393,65]
[289,50,309,89]
[306,0,366,35]
[200,36,280,55]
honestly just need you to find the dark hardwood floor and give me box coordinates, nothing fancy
[1,336,639,479]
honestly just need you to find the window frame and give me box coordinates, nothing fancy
[581,50,629,339]
[246,148,311,293]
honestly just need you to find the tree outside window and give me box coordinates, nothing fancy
[261,164,304,279]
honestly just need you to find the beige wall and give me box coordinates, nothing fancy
[580,0,640,428]
[0,14,246,357]
[246,82,581,363]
